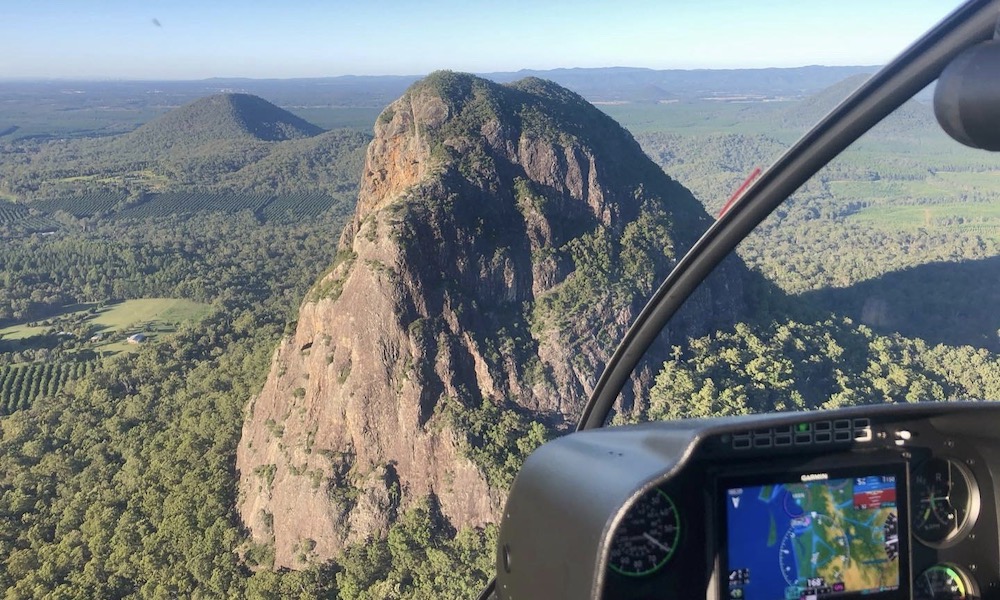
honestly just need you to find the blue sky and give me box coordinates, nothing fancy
[2,0,965,79]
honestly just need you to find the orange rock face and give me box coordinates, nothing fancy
[236,72,744,568]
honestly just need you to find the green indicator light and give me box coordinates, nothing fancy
[796,423,810,432]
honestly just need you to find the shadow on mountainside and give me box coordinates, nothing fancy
[799,255,1000,351]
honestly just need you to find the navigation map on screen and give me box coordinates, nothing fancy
[724,473,900,599]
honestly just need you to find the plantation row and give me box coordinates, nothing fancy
[0,203,30,224]
[260,192,339,222]
[31,192,125,216]
[961,224,1000,238]
[0,206,59,233]
[117,191,274,219]
[0,361,93,415]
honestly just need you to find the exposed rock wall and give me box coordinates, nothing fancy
[236,72,748,568]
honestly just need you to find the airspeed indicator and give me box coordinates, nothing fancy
[915,564,976,600]
[608,489,681,577]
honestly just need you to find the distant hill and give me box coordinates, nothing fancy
[88,93,330,185]
[780,73,936,134]
[0,92,360,200]
[780,73,873,128]
[215,128,370,196]
[123,93,323,150]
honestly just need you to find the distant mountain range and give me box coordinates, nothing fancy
[485,66,880,101]
[1,65,885,112]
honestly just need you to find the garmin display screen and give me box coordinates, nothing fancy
[721,464,908,600]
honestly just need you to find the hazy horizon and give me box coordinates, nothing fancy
[3,0,963,79]
[0,63,884,84]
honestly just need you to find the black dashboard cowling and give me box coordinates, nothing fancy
[495,402,1000,600]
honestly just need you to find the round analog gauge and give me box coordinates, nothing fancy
[915,564,977,600]
[911,457,980,547]
[608,489,681,577]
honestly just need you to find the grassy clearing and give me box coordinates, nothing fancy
[0,324,46,341]
[0,303,99,340]
[0,298,211,352]
[54,169,170,190]
[90,298,211,353]
[90,298,210,330]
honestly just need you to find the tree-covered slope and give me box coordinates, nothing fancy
[0,93,365,201]
[128,93,324,147]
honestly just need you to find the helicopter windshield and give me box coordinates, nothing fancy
[587,4,1000,431]
[3,2,997,599]
[611,74,1000,426]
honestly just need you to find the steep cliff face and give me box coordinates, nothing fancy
[236,72,747,568]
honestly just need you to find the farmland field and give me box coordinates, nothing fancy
[30,192,124,216]
[0,298,211,343]
[829,175,1000,206]
[848,202,1000,237]
[0,298,212,412]
[89,298,212,330]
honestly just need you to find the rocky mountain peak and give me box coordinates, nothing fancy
[236,72,748,568]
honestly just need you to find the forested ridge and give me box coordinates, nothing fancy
[0,94,370,202]
[2,73,1000,599]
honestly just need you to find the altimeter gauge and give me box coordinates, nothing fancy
[911,457,980,547]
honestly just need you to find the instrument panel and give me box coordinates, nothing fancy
[495,403,1000,599]
[607,415,999,600]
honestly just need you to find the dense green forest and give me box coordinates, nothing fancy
[3,74,1000,598]
[0,89,507,597]
[629,97,1000,353]
[0,204,506,598]
[635,317,1000,423]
